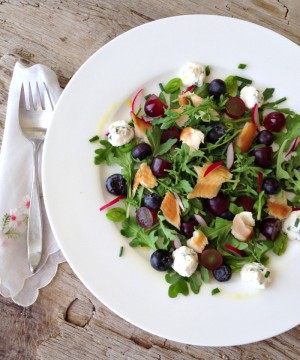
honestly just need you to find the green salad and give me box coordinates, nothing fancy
[91,62,300,298]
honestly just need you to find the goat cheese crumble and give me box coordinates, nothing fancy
[283,210,300,241]
[107,120,134,147]
[240,262,272,289]
[240,85,264,109]
[172,246,198,277]
[179,62,206,87]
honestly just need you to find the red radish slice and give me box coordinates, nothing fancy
[182,85,196,94]
[285,136,300,159]
[99,195,126,211]
[251,104,260,129]
[194,214,207,226]
[257,171,263,193]
[225,244,244,257]
[203,161,223,177]
[105,132,110,136]
[173,236,182,249]
[225,97,246,119]
[226,142,234,169]
[174,192,185,211]
[131,88,143,115]
[292,207,300,211]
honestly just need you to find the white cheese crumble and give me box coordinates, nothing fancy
[107,120,134,147]
[172,246,198,277]
[240,262,272,289]
[240,85,264,109]
[179,62,206,87]
[283,210,300,241]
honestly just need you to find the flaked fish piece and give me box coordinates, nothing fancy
[132,162,157,196]
[187,163,232,199]
[231,211,255,242]
[186,229,208,253]
[131,111,152,143]
[267,192,292,220]
[160,191,181,229]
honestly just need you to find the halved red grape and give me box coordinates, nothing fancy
[144,94,167,118]
[235,196,255,212]
[160,126,181,144]
[251,146,273,168]
[200,248,223,270]
[264,111,286,132]
[225,97,246,119]
[204,193,229,216]
[180,220,199,238]
[151,157,172,177]
[136,207,158,229]
[259,218,282,241]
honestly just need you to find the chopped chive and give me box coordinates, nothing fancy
[211,288,220,295]
[265,271,270,278]
[119,246,124,257]
[294,218,300,227]
[159,83,165,92]
[235,76,252,84]
[89,135,99,142]
[238,63,247,69]
[205,65,210,76]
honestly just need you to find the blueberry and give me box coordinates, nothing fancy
[142,193,163,211]
[257,130,274,146]
[206,124,226,144]
[212,264,232,282]
[208,79,226,100]
[262,177,281,195]
[219,210,234,221]
[150,249,173,271]
[105,174,127,195]
[132,143,152,160]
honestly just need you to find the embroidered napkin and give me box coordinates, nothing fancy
[0,62,65,306]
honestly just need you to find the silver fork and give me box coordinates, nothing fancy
[19,82,53,273]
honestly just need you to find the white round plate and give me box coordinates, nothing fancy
[43,15,300,346]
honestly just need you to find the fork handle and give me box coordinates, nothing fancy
[27,140,43,273]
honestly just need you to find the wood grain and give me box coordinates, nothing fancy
[1,1,300,359]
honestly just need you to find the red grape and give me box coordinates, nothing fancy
[225,97,246,119]
[259,218,281,241]
[200,248,223,270]
[235,196,255,212]
[160,126,181,144]
[251,146,273,168]
[204,193,230,216]
[151,157,172,177]
[136,207,158,229]
[264,111,286,132]
[144,94,167,118]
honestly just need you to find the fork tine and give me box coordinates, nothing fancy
[19,83,26,108]
[43,82,54,110]
[28,82,35,110]
[35,82,43,110]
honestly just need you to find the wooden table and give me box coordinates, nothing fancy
[1,1,300,359]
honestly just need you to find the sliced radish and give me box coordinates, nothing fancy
[173,236,182,249]
[194,213,207,226]
[174,192,185,212]
[105,132,110,136]
[131,88,143,115]
[292,207,300,211]
[251,103,260,129]
[203,161,223,177]
[182,85,196,94]
[284,136,300,159]
[99,195,126,211]
[225,243,244,257]
[226,142,234,169]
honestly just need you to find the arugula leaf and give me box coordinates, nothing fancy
[262,88,275,101]
[273,233,288,256]
[224,75,238,96]
[188,271,202,294]
[165,271,189,298]
[199,265,209,283]
[121,217,158,249]
[94,140,115,165]
[194,83,209,98]
[276,139,290,180]
[201,218,232,241]
[146,126,177,156]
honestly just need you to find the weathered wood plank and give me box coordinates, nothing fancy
[1,1,300,359]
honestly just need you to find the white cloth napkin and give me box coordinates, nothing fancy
[0,62,65,306]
